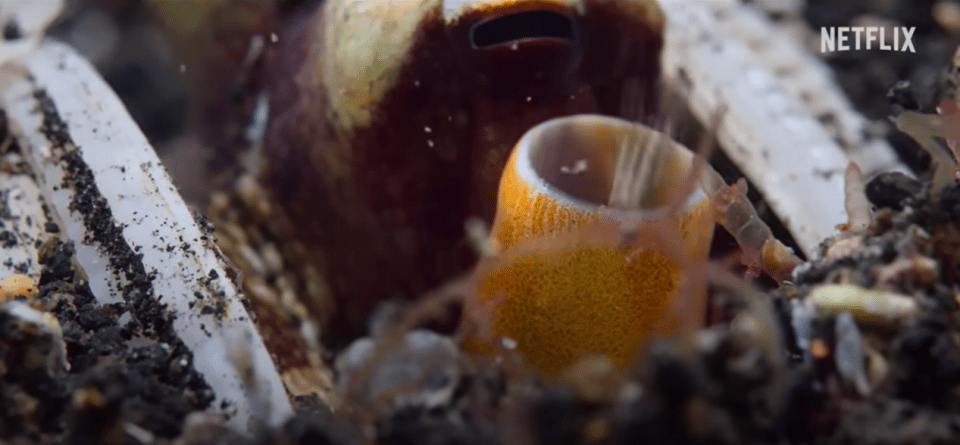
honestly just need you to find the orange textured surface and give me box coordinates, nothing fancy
[476,244,680,376]
[465,146,715,378]
[0,274,37,301]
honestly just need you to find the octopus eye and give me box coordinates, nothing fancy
[470,10,574,48]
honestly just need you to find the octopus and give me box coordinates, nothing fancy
[259,0,667,342]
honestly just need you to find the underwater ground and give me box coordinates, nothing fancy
[3,0,960,443]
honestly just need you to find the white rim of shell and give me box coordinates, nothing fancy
[512,114,709,220]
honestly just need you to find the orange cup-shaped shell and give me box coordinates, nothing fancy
[464,115,716,377]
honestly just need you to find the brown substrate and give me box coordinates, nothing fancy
[11,168,959,444]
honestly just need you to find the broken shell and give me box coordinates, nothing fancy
[863,342,889,389]
[0,274,37,301]
[262,0,665,341]
[834,312,870,396]
[823,233,865,260]
[560,354,627,404]
[461,115,717,377]
[872,255,939,286]
[810,338,830,360]
[806,284,920,327]
[2,300,69,376]
[336,330,460,408]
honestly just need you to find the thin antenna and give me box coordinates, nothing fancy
[607,127,667,209]
[609,76,668,209]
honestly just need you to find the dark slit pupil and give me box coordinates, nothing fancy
[470,10,574,48]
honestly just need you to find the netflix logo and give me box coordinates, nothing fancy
[820,26,916,53]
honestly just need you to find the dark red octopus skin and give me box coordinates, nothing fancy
[262,0,665,343]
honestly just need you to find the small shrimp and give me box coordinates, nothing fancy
[708,177,801,282]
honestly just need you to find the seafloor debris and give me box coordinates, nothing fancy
[336,329,460,409]
[0,273,35,300]
[0,239,215,443]
[0,38,295,434]
[806,283,919,327]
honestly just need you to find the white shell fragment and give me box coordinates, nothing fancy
[0,151,50,278]
[834,312,870,396]
[336,330,461,409]
[806,283,920,327]
[790,298,815,360]
[0,40,293,431]
[0,0,63,279]
[3,300,69,375]
[0,0,63,67]
[659,0,908,258]
[701,2,905,178]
